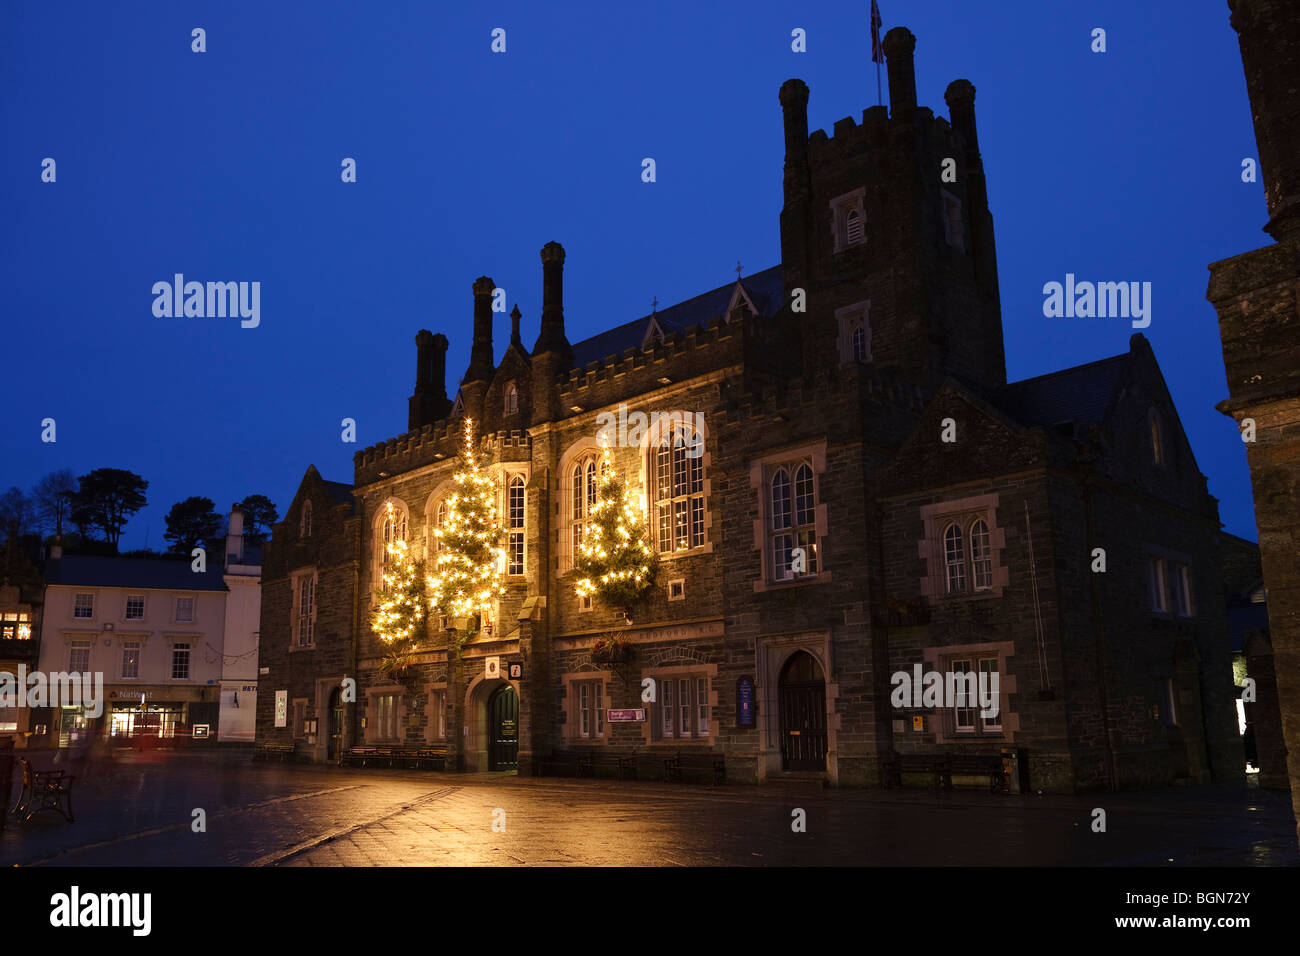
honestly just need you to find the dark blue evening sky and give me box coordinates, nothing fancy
[1,0,1265,548]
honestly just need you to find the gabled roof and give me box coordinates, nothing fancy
[45,555,229,592]
[569,265,784,368]
[992,353,1130,429]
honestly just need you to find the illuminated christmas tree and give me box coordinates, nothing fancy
[427,418,506,632]
[371,501,426,646]
[574,443,660,615]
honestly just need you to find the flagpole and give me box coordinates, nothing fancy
[876,59,881,107]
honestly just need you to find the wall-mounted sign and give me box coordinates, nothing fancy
[911,715,924,732]
[737,677,755,727]
[607,709,646,722]
[484,657,500,679]
[275,690,288,728]
[507,662,522,680]
[192,724,210,738]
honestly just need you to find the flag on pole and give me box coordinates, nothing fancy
[870,0,884,64]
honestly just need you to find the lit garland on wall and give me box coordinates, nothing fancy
[427,417,506,626]
[371,501,427,645]
[574,440,660,613]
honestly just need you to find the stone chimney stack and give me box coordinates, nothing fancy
[465,277,497,384]
[409,330,451,431]
[532,242,572,360]
[883,27,918,118]
[1229,0,1300,241]
[225,505,244,567]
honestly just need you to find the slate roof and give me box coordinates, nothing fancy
[321,479,353,506]
[45,555,229,591]
[992,353,1130,429]
[569,266,784,368]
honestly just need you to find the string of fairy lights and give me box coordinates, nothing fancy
[574,438,659,609]
[371,424,659,647]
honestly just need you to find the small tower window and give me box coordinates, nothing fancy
[1150,410,1165,465]
[836,302,871,364]
[300,500,312,538]
[830,188,867,252]
[505,383,518,415]
[942,190,964,251]
[846,209,863,245]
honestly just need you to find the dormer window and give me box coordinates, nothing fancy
[300,500,312,538]
[504,383,518,415]
[831,188,867,252]
[941,190,964,251]
[835,301,871,364]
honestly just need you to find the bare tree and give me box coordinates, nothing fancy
[31,469,77,538]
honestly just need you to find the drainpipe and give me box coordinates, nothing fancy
[1083,474,1118,790]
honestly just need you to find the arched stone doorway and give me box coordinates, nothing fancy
[464,675,521,772]
[779,651,827,771]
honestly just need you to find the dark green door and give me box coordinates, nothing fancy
[328,686,343,760]
[488,685,518,771]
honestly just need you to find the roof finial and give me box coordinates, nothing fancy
[651,295,658,314]
[735,260,743,281]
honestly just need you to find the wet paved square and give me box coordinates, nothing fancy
[2,751,1295,867]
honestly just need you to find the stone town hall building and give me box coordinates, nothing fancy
[256,26,1242,791]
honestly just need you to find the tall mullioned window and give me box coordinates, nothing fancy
[568,453,605,571]
[507,475,525,575]
[654,427,704,554]
[770,462,817,581]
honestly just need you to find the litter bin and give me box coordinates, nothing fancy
[1001,747,1028,794]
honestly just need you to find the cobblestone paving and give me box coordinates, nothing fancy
[2,752,1295,866]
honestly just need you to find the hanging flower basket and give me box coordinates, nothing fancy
[591,635,634,664]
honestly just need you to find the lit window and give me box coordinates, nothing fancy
[507,476,525,575]
[121,641,140,680]
[377,505,409,588]
[505,383,518,415]
[1150,411,1164,465]
[654,427,705,554]
[568,453,607,571]
[125,595,145,620]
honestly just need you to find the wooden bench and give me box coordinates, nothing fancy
[253,742,295,763]
[539,750,594,778]
[664,751,727,785]
[343,746,390,768]
[405,748,446,771]
[883,752,949,790]
[10,758,75,823]
[945,753,1006,793]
